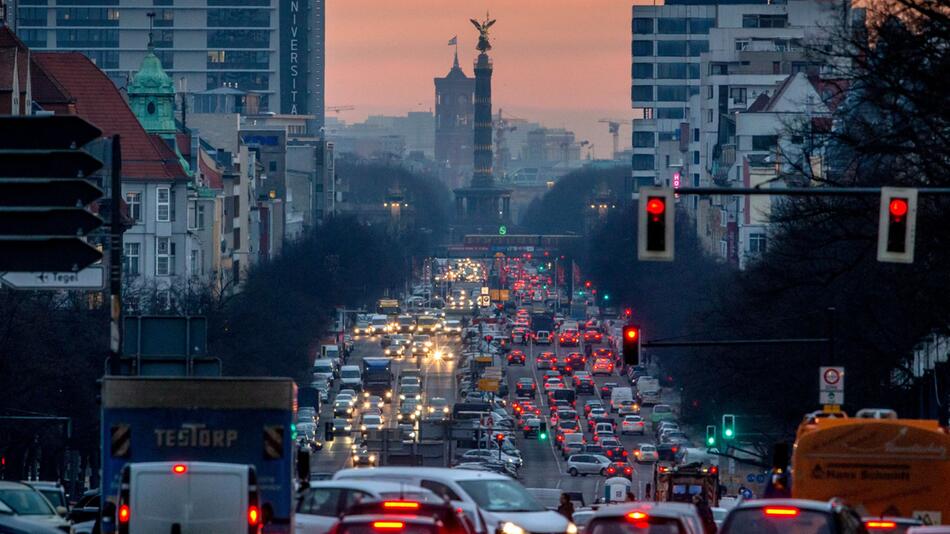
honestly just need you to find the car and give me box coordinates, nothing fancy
[589,407,608,419]
[458,449,523,470]
[506,350,526,365]
[591,358,614,376]
[584,399,605,415]
[656,443,684,463]
[556,357,576,376]
[0,481,70,531]
[360,414,383,434]
[399,384,423,402]
[511,328,527,344]
[543,378,564,392]
[362,395,385,412]
[553,409,578,425]
[587,415,615,433]
[720,498,868,534]
[621,415,647,435]
[566,352,587,369]
[585,502,705,534]
[295,480,439,534]
[583,330,603,344]
[514,378,536,398]
[618,400,641,416]
[536,352,556,370]
[343,499,478,534]
[351,446,378,467]
[593,426,616,444]
[599,382,618,399]
[633,443,659,463]
[566,454,612,476]
[334,399,355,417]
[574,374,595,394]
[333,417,353,434]
[861,516,924,533]
[333,467,571,534]
[651,404,676,425]
[660,430,691,445]
[561,442,586,459]
[425,397,450,420]
[604,461,634,477]
[601,438,628,460]
[397,399,422,421]
[535,330,552,344]
[558,332,580,347]
[655,421,680,438]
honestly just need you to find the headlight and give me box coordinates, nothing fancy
[353,454,359,461]
[400,394,406,400]
[361,425,367,431]
[500,522,526,534]
[566,524,578,534]
[386,391,393,398]
[369,454,376,462]
[397,414,403,420]
[415,394,422,400]
[443,407,450,414]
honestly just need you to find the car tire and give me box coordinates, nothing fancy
[569,467,578,477]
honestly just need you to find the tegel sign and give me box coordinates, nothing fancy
[280,0,309,114]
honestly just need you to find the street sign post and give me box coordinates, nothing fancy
[819,366,845,406]
[0,116,104,273]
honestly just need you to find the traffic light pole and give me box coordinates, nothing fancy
[674,187,950,197]
[108,136,123,375]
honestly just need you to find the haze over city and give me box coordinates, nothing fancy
[327,0,636,157]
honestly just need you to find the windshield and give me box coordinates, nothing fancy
[372,318,387,326]
[724,509,834,534]
[419,318,437,325]
[341,369,361,378]
[457,480,545,512]
[654,406,672,413]
[0,489,55,515]
[314,361,333,370]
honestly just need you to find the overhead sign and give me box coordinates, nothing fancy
[477,294,491,307]
[477,378,499,393]
[819,366,845,405]
[0,116,104,273]
[0,266,104,290]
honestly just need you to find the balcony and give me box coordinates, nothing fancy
[711,143,736,186]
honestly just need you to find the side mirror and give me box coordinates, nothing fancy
[55,506,68,517]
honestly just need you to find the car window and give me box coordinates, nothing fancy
[298,487,342,516]
[0,488,55,515]
[342,489,372,511]
[420,480,461,502]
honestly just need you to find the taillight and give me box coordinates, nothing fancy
[764,507,800,517]
[118,504,130,523]
[627,512,648,521]
[383,501,421,510]
[866,521,898,530]
[373,521,405,530]
[248,506,260,525]
[172,464,187,474]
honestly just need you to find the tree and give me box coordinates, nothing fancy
[520,165,628,233]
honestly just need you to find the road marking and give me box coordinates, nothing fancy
[526,339,564,474]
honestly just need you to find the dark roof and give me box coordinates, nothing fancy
[746,92,771,112]
[0,48,16,91]
[32,52,188,182]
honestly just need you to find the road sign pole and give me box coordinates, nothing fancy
[109,135,123,375]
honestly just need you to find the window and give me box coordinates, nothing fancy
[706,109,714,123]
[55,28,118,47]
[658,132,675,142]
[207,72,270,91]
[688,40,708,55]
[190,249,201,275]
[730,87,747,104]
[752,135,778,151]
[688,18,714,34]
[419,480,461,502]
[82,50,119,69]
[156,187,170,222]
[296,488,342,516]
[123,243,140,276]
[693,151,700,165]
[632,18,653,34]
[657,40,686,57]
[633,132,654,148]
[657,107,684,119]
[688,64,700,79]
[632,40,653,57]
[18,7,46,26]
[693,173,700,187]
[632,154,654,171]
[169,188,177,221]
[197,204,206,230]
[657,18,687,34]
[710,63,727,75]
[656,86,687,102]
[19,29,47,47]
[720,238,728,257]
[742,15,757,28]
[207,8,269,27]
[743,14,787,28]
[156,237,172,276]
[632,86,653,102]
[632,63,653,79]
[665,155,670,167]
[749,234,767,253]
[207,29,269,48]
[656,63,687,79]
[154,8,173,26]
[125,191,141,222]
[268,161,277,172]
[693,128,699,142]
[207,50,269,70]
[707,85,714,99]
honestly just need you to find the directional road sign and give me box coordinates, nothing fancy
[0,266,105,290]
[0,116,105,273]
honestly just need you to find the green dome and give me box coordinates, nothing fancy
[129,50,174,95]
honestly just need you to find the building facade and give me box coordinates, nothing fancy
[12,0,324,131]
[434,51,474,189]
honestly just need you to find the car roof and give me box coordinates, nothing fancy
[0,481,34,490]
[335,466,513,483]
[307,480,434,494]
[592,502,700,519]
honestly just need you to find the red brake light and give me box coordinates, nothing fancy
[383,501,421,510]
[866,521,898,530]
[764,507,801,517]
[172,464,187,474]
[118,504,131,523]
[248,506,260,525]
[373,521,406,530]
[627,512,648,521]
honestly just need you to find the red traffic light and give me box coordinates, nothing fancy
[624,308,632,316]
[889,198,908,218]
[646,198,666,215]
[584,281,592,288]
[625,328,638,341]
[495,433,505,442]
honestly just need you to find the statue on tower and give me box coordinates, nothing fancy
[470,12,496,52]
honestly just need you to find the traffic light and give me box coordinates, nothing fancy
[638,187,675,261]
[584,280,592,289]
[495,433,505,447]
[706,425,716,447]
[0,116,105,273]
[622,325,641,366]
[291,423,298,440]
[624,308,632,318]
[539,421,548,440]
[877,187,917,263]
[722,414,736,440]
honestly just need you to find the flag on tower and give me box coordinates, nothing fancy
[448,36,457,46]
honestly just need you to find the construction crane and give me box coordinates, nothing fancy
[598,118,628,160]
[327,105,355,114]
[494,108,522,178]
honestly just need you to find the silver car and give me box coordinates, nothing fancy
[566,454,612,476]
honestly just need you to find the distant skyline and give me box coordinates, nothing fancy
[326,0,641,159]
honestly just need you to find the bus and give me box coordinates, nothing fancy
[376,298,401,317]
[792,413,950,523]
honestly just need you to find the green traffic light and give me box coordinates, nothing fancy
[724,428,734,438]
[539,432,548,440]
[291,423,298,440]
[706,437,715,446]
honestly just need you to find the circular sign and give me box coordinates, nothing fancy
[755,474,766,484]
[746,474,756,483]
[498,225,508,236]
[823,368,841,385]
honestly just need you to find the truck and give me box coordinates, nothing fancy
[362,357,393,400]
[653,462,720,506]
[376,298,401,317]
[100,377,297,533]
[636,376,661,405]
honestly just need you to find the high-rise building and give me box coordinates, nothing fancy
[11,0,324,132]
[434,50,474,188]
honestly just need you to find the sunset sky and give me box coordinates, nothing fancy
[326,0,640,158]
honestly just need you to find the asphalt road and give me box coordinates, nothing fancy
[311,333,462,475]
[505,336,680,505]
